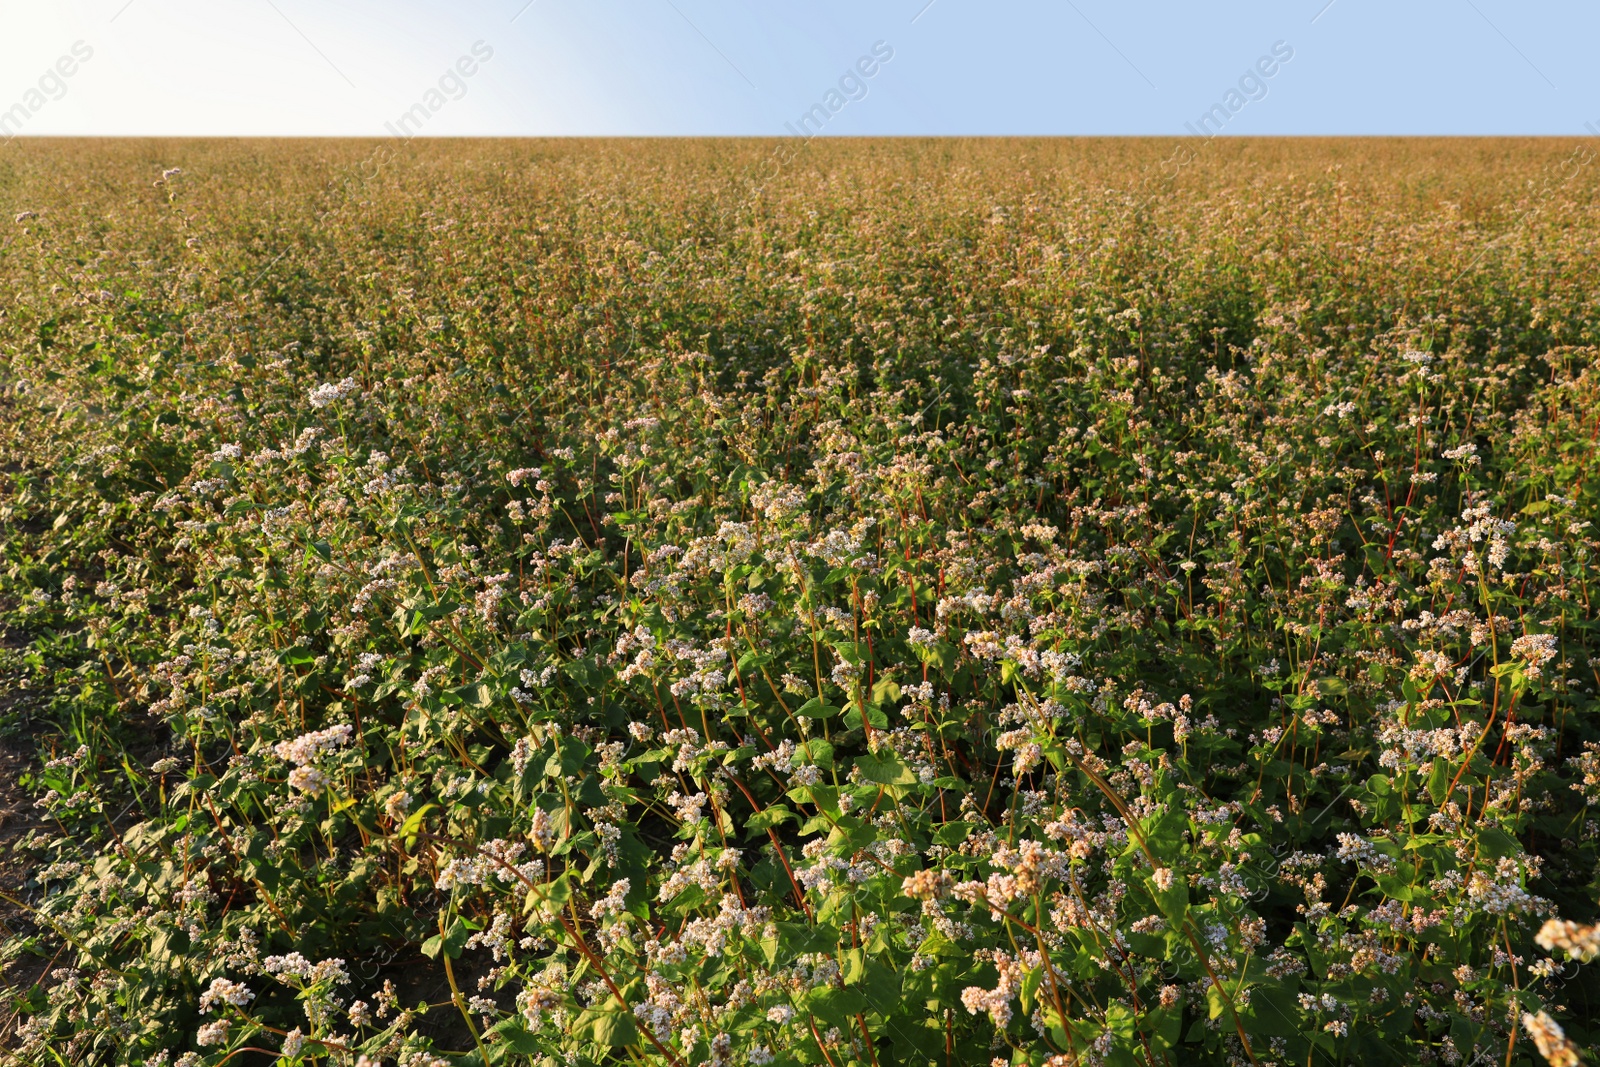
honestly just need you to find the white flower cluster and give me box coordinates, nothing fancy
[307,377,359,408]
[1535,917,1600,962]
[436,838,545,892]
[1522,1010,1580,1067]
[750,480,807,522]
[1510,632,1559,678]
[198,977,254,1012]
[657,851,725,902]
[274,724,354,766]
[958,949,1031,1027]
[1334,833,1396,876]
[671,893,769,959]
[261,953,350,986]
[590,878,632,920]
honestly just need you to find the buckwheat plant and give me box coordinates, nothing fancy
[1,140,1598,1066]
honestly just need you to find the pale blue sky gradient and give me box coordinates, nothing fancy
[2,1,1597,137]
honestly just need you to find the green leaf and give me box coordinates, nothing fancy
[806,985,867,1027]
[775,921,839,955]
[488,1017,544,1054]
[399,803,437,847]
[1020,962,1043,1015]
[870,677,902,704]
[546,736,588,777]
[1239,981,1304,1039]
[1427,757,1451,806]
[423,916,476,959]
[1374,875,1415,901]
[842,704,889,731]
[453,682,493,708]
[1477,827,1519,859]
[797,740,834,768]
[799,813,834,836]
[746,804,795,833]
[831,640,867,665]
[526,871,573,916]
[795,698,841,720]
[1151,873,1188,926]
[583,1007,638,1047]
[854,751,917,786]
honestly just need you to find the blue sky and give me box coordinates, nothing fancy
[2,1,1597,137]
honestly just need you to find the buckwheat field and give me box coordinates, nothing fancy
[3,138,1600,1067]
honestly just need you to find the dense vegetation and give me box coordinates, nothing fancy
[2,138,1600,1067]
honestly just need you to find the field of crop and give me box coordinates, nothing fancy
[2,137,1599,1067]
